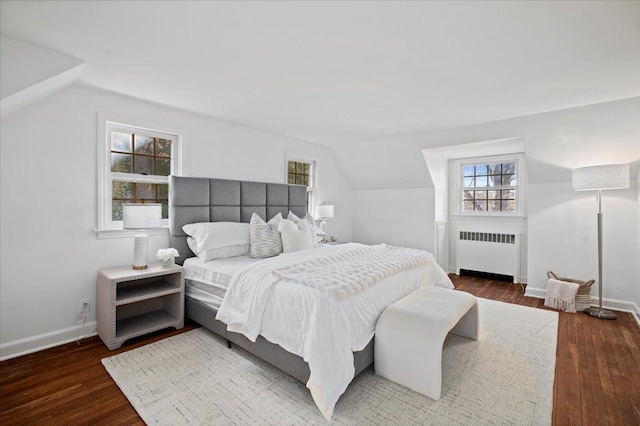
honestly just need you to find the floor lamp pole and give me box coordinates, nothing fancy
[585,190,616,320]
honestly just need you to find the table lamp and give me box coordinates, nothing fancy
[315,203,334,235]
[123,203,162,270]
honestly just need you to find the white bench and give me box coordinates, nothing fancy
[374,286,478,400]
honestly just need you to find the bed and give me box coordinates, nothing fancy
[168,175,453,419]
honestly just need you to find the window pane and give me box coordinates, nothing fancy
[304,163,310,173]
[287,173,295,185]
[476,165,488,176]
[463,165,475,176]
[111,131,132,152]
[475,200,487,211]
[111,153,132,173]
[505,174,516,186]
[156,138,171,158]
[488,163,501,174]
[134,156,153,175]
[134,135,154,155]
[488,190,499,201]
[475,175,488,187]
[475,190,487,200]
[488,199,501,211]
[288,161,295,173]
[502,162,516,174]
[155,158,171,176]
[303,176,309,186]
[489,175,502,186]
[502,189,515,199]
[295,175,303,185]
[463,177,475,187]
[296,162,304,173]
[112,181,133,198]
[502,200,515,211]
[112,200,124,221]
[463,200,475,211]
[463,190,474,200]
[135,183,154,200]
[157,183,169,199]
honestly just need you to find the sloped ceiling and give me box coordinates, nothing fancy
[0,36,85,117]
[1,1,639,146]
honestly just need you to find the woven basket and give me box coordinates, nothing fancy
[547,271,594,312]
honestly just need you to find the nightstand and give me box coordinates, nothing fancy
[97,263,184,350]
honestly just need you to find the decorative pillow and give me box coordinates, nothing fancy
[187,236,250,262]
[279,219,314,253]
[249,213,283,258]
[182,222,250,253]
[288,211,324,246]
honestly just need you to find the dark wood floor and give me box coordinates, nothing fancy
[1,275,639,425]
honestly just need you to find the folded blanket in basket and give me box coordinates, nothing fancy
[545,278,579,313]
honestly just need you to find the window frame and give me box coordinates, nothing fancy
[456,154,524,217]
[285,151,318,214]
[96,113,184,237]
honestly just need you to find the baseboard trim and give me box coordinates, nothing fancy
[0,321,98,361]
[524,286,640,325]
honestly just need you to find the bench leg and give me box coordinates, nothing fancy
[450,301,478,340]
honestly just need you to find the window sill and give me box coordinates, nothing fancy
[453,214,527,222]
[94,227,169,240]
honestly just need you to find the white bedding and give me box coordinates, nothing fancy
[216,243,453,420]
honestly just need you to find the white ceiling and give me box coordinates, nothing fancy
[1,1,639,146]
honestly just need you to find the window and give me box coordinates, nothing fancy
[98,116,183,234]
[459,156,521,215]
[286,153,317,212]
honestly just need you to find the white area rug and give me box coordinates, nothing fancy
[102,298,558,425]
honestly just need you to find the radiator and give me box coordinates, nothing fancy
[456,231,520,283]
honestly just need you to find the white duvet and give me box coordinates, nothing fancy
[216,243,453,420]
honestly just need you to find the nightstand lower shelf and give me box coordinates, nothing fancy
[116,310,180,341]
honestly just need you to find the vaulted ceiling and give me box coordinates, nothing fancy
[1,1,639,146]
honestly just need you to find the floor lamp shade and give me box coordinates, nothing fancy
[123,203,162,270]
[572,164,630,191]
[571,164,630,320]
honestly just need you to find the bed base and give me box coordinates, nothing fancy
[186,296,374,383]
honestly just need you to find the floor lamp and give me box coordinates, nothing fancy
[572,164,630,320]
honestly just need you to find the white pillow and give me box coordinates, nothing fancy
[288,211,324,246]
[187,236,250,262]
[182,222,250,253]
[249,213,283,258]
[278,219,314,253]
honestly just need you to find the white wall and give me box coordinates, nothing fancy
[0,84,353,359]
[351,188,435,251]
[636,166,640,317]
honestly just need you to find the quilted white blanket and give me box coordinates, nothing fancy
[272,244,431,299]
[216,243,453,421]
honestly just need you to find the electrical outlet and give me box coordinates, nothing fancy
[79,298,90,313]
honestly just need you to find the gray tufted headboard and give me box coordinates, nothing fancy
[169,175,308,264]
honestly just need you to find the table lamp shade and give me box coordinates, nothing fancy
[572,164,630,191]
[123,203,162,270]
[123,203,162,229]
[316,204,334,219]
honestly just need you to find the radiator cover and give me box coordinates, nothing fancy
[456,231,520,283]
